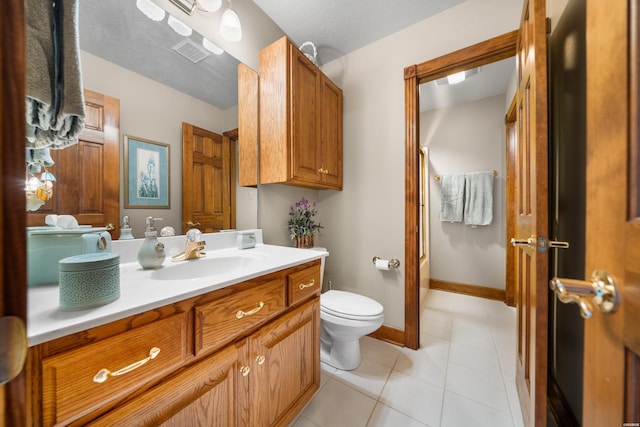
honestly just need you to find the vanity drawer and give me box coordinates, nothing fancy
[41,313,188,426]
[288,265,321,305]
[195,278,285,355]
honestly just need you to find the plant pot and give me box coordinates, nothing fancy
[293,235,314,249]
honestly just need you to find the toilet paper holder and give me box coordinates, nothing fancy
[372,256,400,269]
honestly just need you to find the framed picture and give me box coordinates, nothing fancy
[124,135,170,208]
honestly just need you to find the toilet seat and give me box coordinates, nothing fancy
[321,290,383,321]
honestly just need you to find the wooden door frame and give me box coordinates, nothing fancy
[402,31,518,350]
[1,0,28,424]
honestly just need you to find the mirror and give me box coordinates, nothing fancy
[33,0,258,235]
[403,31,518,349]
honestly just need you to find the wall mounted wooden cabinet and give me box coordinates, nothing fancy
[258,37,343,190]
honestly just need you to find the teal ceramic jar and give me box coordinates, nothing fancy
[58,253,120,311]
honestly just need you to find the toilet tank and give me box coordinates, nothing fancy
[310,247,328,287]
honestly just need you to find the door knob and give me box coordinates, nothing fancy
[549,270,620,319]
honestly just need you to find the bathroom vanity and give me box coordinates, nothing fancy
[26,231,325,426]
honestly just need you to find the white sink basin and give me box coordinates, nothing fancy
[150,252,267,281]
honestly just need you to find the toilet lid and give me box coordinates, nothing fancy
[321,290,383,319]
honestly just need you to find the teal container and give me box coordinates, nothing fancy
[58,253,120,311]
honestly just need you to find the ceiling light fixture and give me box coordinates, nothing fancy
[136,0,166,21]
[168,15,193,36]
[446,71,466,85]
[168,0,222,14]
[220,0,242,42]
[202,38,224,55]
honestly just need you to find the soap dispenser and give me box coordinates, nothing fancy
[137,217,165,269]
[119,215,134,240]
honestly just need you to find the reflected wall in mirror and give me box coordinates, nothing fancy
[27,0,258,236]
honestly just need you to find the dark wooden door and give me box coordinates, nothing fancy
[581,0,640,424]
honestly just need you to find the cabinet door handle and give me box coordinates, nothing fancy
[299,279,315,290]
[240,365,251,376]
[236,301,265,319]
[93,347,160,383]
[255,355,266,365]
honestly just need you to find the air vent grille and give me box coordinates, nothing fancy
[172,39,210,63]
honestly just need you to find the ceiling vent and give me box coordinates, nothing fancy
[172,39,211,63]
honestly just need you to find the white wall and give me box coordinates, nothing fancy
[80,52,253,235]
[310,0,523,329]
[425,94,507,289]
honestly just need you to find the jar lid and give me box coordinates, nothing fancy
[59,252,120,272]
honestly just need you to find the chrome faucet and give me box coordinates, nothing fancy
[171,229,206,261]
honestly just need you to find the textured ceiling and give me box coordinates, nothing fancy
[252,0,466,65]
[79,0,513,112]
[79,0,241,110]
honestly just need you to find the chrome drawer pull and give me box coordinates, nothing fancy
[236,301,265,319]
[299,279,315,290]
[93,347,160,384]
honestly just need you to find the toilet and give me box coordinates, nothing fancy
[311,248,385,371]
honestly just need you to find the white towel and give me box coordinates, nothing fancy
[464,172,494,226]
[439,174,465,222]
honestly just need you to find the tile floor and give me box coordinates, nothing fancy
[291,289,524,427]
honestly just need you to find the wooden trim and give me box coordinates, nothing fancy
[223,128,238,141]
[403,67,420,351]
[415,30,518,83]
[505,95,518,307]
[403,30,518,353]
[1,0,28,424]
[369,325,405,348]
[430,279,506,302]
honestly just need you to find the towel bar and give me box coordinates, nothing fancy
[434,170,497,182]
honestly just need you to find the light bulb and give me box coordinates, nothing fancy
[220,7,242,42]
[446,71,466,85]
[197,0,222,12]
[168,15,193,37]
[136,0,166,21]
[202,38,224,55]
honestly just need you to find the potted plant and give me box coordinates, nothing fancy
[287,197,323,248]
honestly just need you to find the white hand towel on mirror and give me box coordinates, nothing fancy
[464,172,494,226]
[439,174,465,222]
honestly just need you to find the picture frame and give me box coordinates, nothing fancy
[124,135,170,209]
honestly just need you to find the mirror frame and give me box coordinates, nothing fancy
[402,30,518,350]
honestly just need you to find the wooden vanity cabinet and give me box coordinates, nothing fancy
[29,260,321,427]
[258,36,343,190]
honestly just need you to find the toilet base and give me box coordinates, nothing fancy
[320,337,362,371]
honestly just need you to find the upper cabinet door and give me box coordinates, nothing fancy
[258,36,343,190]
[27,89,121,239]
[319,75,343,190]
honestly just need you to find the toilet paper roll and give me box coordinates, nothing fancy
[375,259,390,271]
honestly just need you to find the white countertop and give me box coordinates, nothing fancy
[27,230,327,346]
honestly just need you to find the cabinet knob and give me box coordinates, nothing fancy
[255,355,266,365]
[240,365,251,376]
